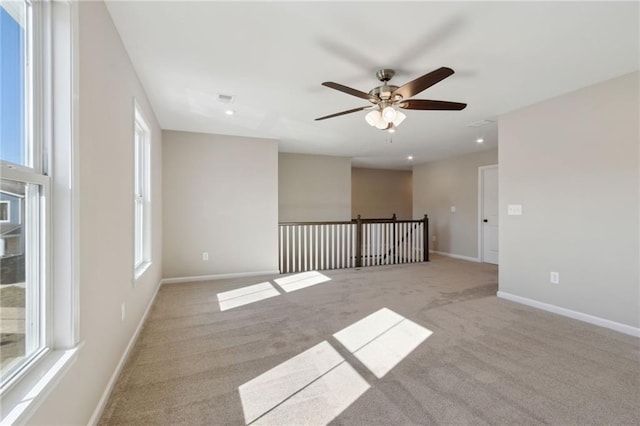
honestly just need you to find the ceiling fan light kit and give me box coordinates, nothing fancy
[316,67,467,131]
[366,107,406,130]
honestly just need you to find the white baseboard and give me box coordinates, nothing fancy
[88,280,163,425]
[497,291,640,338]
[161,269,281,285]
[430,250,480,263]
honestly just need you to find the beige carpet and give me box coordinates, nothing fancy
[99,255,639,425]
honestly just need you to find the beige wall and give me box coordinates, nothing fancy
[279,153,351,222]
[163,131,279,278]
[30,2,163,423]
[352,168,412,220]
[413,149,498,259]
[499,72,639,328]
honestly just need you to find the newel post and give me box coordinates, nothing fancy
[356,214,363,267]
[423,214,429,262]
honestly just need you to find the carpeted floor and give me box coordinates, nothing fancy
[99,255,639,425]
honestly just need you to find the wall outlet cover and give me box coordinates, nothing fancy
[507,204,523,215]
[550,272,560,284]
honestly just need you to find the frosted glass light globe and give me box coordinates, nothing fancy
[382,106,397,122]
[393,111,406,127]
[365,110,381,127]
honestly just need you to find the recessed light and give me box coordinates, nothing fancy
[225,109,235,116]
[476,138,484,143]
[407,155,413,161]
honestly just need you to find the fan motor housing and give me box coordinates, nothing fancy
[369,84,399,101]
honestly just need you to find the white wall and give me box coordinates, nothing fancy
[413,149,498,259]
[279,153,351,222]
[499,72,639,329]
[29,2,163,423]
[352,168,412,220]
[163,131,279,279]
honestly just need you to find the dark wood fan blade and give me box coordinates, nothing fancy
[322,82,377,102]
[399,99,467,111]
[392,67,455,99]
[315,106,369,121]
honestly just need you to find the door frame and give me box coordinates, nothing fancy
[477,164,499,263]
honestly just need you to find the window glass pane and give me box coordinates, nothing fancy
[134,129,141,196]
[0,178,41,382]
[135,200,143,266]
[0,2,29,167]
[0,201,9,222]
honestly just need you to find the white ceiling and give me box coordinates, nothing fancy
[105,1,639,170]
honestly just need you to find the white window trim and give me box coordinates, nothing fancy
[133,101,151,281]
[0,200,10,222]
[0,1,81,424]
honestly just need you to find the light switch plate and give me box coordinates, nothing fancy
[550,272,560,284]
[450,206,456,213]
[507,204,523,215]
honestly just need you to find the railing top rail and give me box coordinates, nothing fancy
[279,220,354,226]
[279,219,426,226]
[352,213,396,223]
[362,219,424,224]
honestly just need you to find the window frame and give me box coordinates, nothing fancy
[0,1,80,423]
[133,102,151,280]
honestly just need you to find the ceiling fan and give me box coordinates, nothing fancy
[315,67,467,131]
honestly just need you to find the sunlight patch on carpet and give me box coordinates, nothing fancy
[239,341,369,425]
[217,282,280,311]
[333,308,432,378]
[273,271,331,293]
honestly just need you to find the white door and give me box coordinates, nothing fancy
[480,166,499,264]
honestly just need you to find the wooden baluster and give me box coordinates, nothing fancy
[423,214,429,262]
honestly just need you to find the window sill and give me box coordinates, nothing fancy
[0,344,83,425]
[134,261,152,280]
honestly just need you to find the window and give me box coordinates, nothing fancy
[1,0,79,422]
[0,0,47,385]
[134,105,151,278]
[0,200,10,222]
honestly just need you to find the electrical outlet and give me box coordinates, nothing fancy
[450,206,456,213]
[432,235,436,242]
[508,204,523,215]
[550,272,560,284]
[202,252,209,261]
[121,302,126,321]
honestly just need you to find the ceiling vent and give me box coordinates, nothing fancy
[217,94,234,104]
[467,119,494,128]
